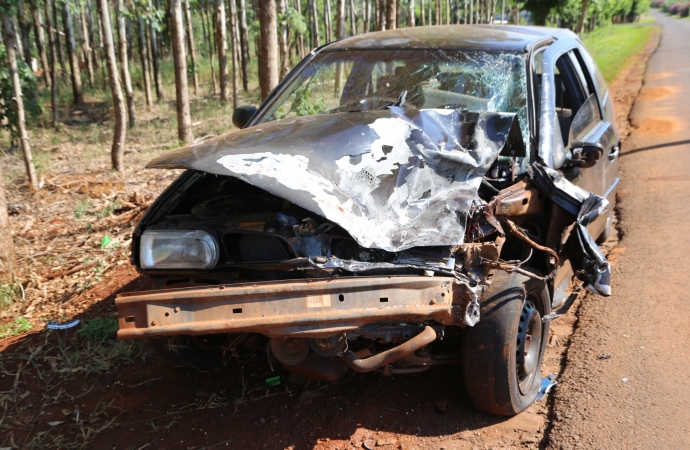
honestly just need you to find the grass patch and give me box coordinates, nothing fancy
[0,316,32,338]
[582,24,657,83]
[77,317,119,341]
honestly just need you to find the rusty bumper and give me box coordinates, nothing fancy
[116,276,464,339]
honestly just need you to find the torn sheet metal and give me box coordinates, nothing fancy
[529,164,612,296]
[147,108,521,252]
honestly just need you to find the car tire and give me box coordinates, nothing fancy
[462,269,551,416]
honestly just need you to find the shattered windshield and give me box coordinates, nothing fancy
[256,49,529,142]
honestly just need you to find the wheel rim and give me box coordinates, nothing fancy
[516,298,542,395]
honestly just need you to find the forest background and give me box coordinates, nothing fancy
[0,0,667,332]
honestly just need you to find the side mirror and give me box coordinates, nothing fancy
[567,142,604,168]
[232,105,257,129]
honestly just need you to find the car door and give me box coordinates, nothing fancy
[538,46,618,239]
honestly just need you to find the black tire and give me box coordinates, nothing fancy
[462,269,551,416]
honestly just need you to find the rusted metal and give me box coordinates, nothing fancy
[491,180,546,217]
[342,326,438,373]
[116,276,462,339]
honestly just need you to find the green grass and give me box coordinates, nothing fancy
[0,316,32,339]
[77,317,119,341]
[582,24,658,83]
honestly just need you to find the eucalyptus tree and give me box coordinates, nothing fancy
[61,0,83,104]
[1,10,39,189]
[258,0,277,100]
[29,0,50,86]
[97,0,127,171]
[213,0,228,102]
[169,0,193,143]
[116,0,136,126]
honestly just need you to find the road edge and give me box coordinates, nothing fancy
[538,24,661,450]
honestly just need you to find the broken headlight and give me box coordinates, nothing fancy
[139,230,219,269]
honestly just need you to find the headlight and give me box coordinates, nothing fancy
[140,230,219,269]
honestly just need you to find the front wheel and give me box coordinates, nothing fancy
[462,269,551,416]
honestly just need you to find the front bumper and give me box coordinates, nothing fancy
[116,276,466,339]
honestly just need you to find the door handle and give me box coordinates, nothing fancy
[609,146,620,161]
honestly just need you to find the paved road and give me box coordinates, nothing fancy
[547,10,690,449]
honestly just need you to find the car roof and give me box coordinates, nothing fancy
[322,25,578,53]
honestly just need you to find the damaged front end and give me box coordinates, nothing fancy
[117,106,612,380]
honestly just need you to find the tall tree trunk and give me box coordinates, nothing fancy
[138,18,153,107]
[86,0,100,85]
[363,0,370,32]
[334,0,345,95]
[309,0,319,48]
[500,0,504,23]
[203,0,217,94]
[80,3,95,88]
[184,0,200,95]
[294,0,305,58]
[377,0,384,29]
[239,0,249,91]
[324,0,332,41]
[149,0,164,101]
[116,0,135,127]
[278,0,289,77]
[229,0,239,107]
[420,0,425,24]
[97,0,127,172]
[169,0,193,143]
[258,0,277,101]
[577,0,588,34]
[62,2,84,105]
[44,0,58,127]
[336,0,345,38]
[214,0,228,102]
[469,0,472,23]
[434,0,440,24]
[17,1,32,67]
[0,177,17,283]
[350,0,357,34]
[408,0,415,26]
[53,1,66,81]
[516,1,519,24]
[96,0,108,90]
[385,0,395,29]
[1,13,39,189]
[463,0,467,23]
[445,0,450,23]
[30,0,50,86]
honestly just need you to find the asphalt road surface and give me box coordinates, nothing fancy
[546,10,690,449]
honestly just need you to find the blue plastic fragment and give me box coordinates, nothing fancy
[46,319,81,330]
[537,374,558,400]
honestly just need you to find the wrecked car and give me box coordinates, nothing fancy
[116,25,619,416]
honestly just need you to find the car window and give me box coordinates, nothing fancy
[256,49,530,145]
[551,51,590,146]
[568,93,602,145]
[578,47,608,100]
[269,61,357,119]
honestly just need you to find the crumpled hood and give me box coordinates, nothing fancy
[147,107,523,252]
